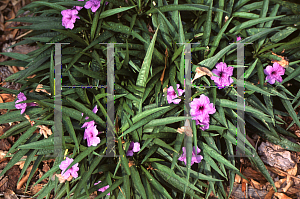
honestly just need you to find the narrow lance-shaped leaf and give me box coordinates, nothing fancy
[135,25,160,112]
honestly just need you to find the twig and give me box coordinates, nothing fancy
[0,193,37,198]
[15,30,33,40]
[249,180,262,199]
[265,165,300,180]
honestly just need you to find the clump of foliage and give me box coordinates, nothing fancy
[1,0,300,198]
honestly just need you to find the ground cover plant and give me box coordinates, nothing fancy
[1,0,300,198]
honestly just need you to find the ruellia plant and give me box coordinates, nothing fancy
[1,0,300,198]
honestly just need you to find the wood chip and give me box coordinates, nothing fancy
[264,187,275,199]
[274,192,292,199]
[3,189,18,199]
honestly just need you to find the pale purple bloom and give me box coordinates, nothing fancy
[126,142,140,156]
[84,0,101,12]
[210,62,234,89]
[81,105,98,127]
[190,94,216,121]
[81,105,98,120]
[84,125,100,147]
[165,84,185,104]
[94,181,110,195]
[15,92,37,114]
[195,116,210,131]
[59,157,79,179]
[61,9,80,29]
[264,62,285,84]
[178,146,203,166]
[73,0,84,11]
[82,120,95,130]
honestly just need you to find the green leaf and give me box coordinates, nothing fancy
[144,116,192,128]
[7,126,36,154]
[228,16,284,34]
[0,149,29,177]
[103,22,147,44]
[281,64,300,84]
[269,0,300,15]
[0,120,30,139]
[121,106,171,131]
[11,21,64,30]
[141,166,173,199]
[62,114,80,154]
[100,6,136,19]
[280,92,300,129]
[74,154,103,197]
[197,26,283,70]
[0,52,32,61]
[118,138,131,175]
[145,4,228,15]
[25,155,43,192]
[73,65,106,81]
[130,166,147,199]
[53,29,88,46]
[135,25,160,112]
[63,138,106,176]
[153,138,177,153]
[65,97,105,128]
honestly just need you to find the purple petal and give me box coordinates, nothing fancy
[132,142,140,152]
[84,1,93,9]
[92,105,98,114]
[126,150,134,156]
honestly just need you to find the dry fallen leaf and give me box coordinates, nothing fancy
[275,178,286,189]
[250,179,263,190]
[264,187,275,199]
[192,67,213,83]
[274,192,292,199]
[51,174,73,183]
[3,189,18,199]
[234,174,242,183]
[128,160,135,168]
[177,119,193,137]
[37,125,52,138]
[271,52,289,68]
[24,114,35,126]
[35,84,50,95]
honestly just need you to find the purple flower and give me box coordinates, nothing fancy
[84,125,100,147]
[84,0,101,12]
[61,9,80,29]
[59,157,79,179]
[165,84,185,104]
[73,0,84,11]
[81,105,98,120]
[195,116,210,131]
[210,62,234,89]
[105,1,108,5]
[236,36,241,42]
[126,142,140,156]
[264,62,285,84]
[178,146,203,166]
[94,181,110,195]
[81,105,98,127]
[81,120,95,129]
[190,94,216,121]
[15,92,37,114]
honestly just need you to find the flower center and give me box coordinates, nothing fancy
[198,105,204,111]
[219,72,223,77]
[271,71,276,75]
